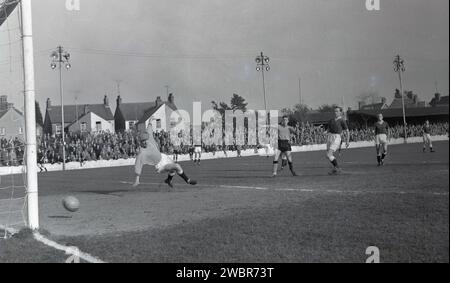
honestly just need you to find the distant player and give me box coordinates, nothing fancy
[133,120,197,188]
[422,120,435,152]
[272,115,297,177]
[325,107,350,175]
[374,113,390,166]
[193,142,202,165]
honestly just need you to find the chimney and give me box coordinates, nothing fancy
[104,95,109,107]
[116,95,122,107]
[46,98,52,110]
[358,101,366,110]
[156,96,163,107]
[413,94,418,104]
[84,104,89,115]
[168,93,174,104]
[435,93,441,101]
[0,95,7,110]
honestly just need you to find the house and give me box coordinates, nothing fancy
[358,97,389,111]
[429,93,449,107]
[115,93,178,133]
[44,95,115,135]
[389,90,426,109]
[0,95,43,139]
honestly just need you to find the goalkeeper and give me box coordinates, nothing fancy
[133,119,197,188]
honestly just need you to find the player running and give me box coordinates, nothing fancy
[374,113,390,166]
[422,120,435,153]
[325,107,350,175]
[133,120,197,188]
[272,115,297,177]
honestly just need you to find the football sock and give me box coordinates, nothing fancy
[377,156,381,163]
[381,153,386,160]
[331,159,338,168]
[178,172,190,183]
[273,161,279,174]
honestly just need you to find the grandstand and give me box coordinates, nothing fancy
[350,106,450,127]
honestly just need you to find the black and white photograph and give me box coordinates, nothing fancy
[0,0,448,267]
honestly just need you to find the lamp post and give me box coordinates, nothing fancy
[255,52,270,111]
[393,54,407,143]
[51,46,71,170]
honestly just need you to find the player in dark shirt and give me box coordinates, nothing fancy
[374,114,390,166]
[325,107,349,175]
[422,120,435,152]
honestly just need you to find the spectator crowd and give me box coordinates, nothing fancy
[1,122,448,167]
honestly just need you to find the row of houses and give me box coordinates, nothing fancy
[0,93,179,139]
[44,93,178,135]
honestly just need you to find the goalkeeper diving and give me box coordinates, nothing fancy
[133,119,197,188]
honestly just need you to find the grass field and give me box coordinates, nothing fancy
[1,141,448,263]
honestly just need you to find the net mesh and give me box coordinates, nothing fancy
[0,0,27,239]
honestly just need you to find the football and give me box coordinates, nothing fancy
[62,196,80,212]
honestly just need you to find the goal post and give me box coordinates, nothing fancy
[21,0,39,230]
[1,0,39,231]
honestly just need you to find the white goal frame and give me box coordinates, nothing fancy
[0,0,39,230]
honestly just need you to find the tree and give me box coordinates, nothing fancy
[318,104,339,113]
[230,93,248,112]
[292,103,310,122]
[35,100,44,126]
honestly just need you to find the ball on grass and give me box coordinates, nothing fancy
[62,196,80,212]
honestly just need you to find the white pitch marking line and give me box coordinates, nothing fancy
[33,232,105,263]
[119,181,448,196]
[0,224,19,236]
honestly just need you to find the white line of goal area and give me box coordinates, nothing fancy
[0,224,105,263]
[119,181,449,196]
[32,232,105,263]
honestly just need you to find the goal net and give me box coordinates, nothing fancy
[0,0,37,238]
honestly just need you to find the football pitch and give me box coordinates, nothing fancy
[1,141,449,263]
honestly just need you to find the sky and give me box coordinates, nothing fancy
[0,0,449,114]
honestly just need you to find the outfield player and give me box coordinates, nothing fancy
[374,113,390,166]
[133,121,197,188]
[422,120,435,152]
[325,107,350,175]
[272,116,297,177]
[193,142,202,165]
